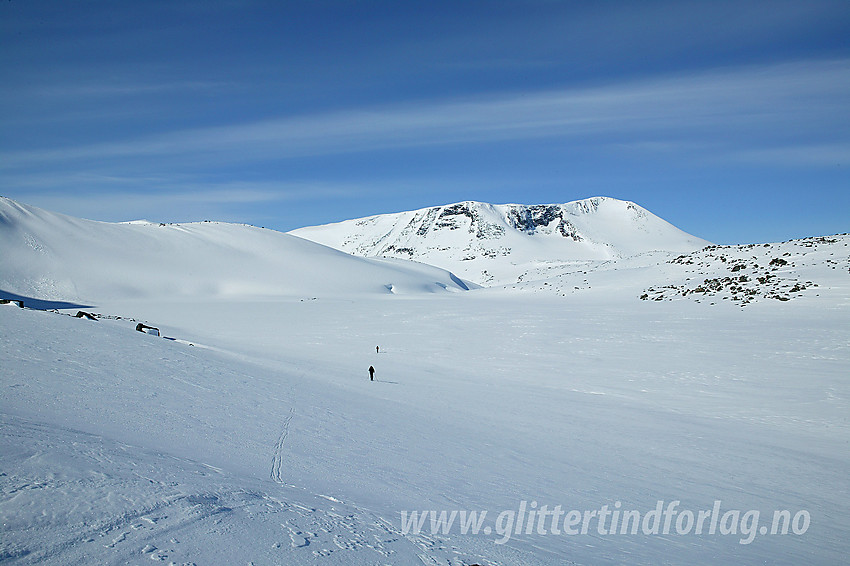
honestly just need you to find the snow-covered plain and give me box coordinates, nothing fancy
[2,197,849,565]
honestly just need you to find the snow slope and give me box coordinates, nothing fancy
[4,290,849,565]
[2,198,849,565]
[0,196,471,303]
[290,197,711,285]
[1,306,533,565]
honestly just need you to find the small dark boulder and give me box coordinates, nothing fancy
[135,323,160,337]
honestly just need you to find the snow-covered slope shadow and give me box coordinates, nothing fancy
[0,290,92,311]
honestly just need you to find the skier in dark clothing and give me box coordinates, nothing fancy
[369,366,375,381]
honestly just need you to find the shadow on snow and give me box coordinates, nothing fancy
[0,289,93,311]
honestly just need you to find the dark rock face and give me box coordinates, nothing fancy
[433,203,505,239]
[423,202,585,242]
[507,205,561,232]
[506,205,583,241]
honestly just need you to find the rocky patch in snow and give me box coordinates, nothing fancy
[641,235,849,306]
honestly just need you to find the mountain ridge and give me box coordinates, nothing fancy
[290,196,711,286]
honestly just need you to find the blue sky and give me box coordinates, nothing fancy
[1,1,848,244]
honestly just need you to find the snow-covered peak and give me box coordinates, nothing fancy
[290,197,710,286]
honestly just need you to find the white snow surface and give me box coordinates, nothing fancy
[0,196,471,302]
[2,197,849,565]
[290,197,712,286]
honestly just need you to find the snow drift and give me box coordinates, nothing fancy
[0,196,471,304]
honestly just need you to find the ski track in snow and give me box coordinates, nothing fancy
[270,407,295,484]
[6,295,847,565]
[1,415,508,566]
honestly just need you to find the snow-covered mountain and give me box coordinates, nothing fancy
[2,196,849,565]
[0,197,471,304]
[290,197,711,285]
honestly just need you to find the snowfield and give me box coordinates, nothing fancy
[1,197,849,565]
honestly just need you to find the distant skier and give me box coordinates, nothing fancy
[369,366,375,381]
[376,345,380,354]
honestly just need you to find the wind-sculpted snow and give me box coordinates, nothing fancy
[1,414,501,565]
[291,197,710,285]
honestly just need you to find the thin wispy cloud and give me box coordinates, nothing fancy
[3,59,847,170]
[26,79,234,99]
[15,180,371,224]
[2,0,848,242]
[730,143,850,167]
